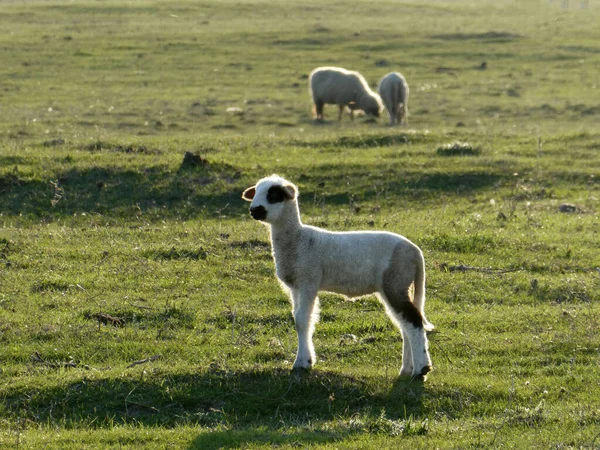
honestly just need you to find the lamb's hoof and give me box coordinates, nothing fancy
[411,365,432,382]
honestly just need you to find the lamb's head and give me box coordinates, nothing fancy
[242,175,297,224]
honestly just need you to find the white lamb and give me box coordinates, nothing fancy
[242,175,434,379]
[309,66,383,121]
[378,72,410,126]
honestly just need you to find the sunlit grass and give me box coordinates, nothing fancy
[1,0,600,448]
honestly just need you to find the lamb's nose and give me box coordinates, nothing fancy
[250,206,267,221]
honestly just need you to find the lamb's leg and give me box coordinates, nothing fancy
[291,287,320,370]
[338,105,344,121]
[399,326,414,376]
[412,253,434,332]
[396,302,432,379]
[380,289,432,379]
[399,316,431,379]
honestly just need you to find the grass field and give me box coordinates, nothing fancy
[1,0,600,448]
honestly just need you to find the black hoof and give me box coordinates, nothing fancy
[412,366,432,382]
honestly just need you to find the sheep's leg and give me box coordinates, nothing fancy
[347,102,357,121]
[397,304,431,378]
[380,289,432,379]
[315,101,324,120]
[389,106,397,126]
[412,252,434,332]
[291,286,320,370]
[399,326,414,376]
[401,104,408,125]
[337,105,344,121]
[400,318,431,379]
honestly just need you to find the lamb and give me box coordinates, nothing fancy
[309,66,383,121]
[242,175,434,379]
[378,72,410,126]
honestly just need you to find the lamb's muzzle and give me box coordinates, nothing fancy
[250,205,267,221]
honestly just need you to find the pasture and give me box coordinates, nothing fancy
[1,0,599,448]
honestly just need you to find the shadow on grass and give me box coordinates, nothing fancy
[2,153,518,221]
[0,161,247,220]
[187,374,428,449]
[6,367,426,447]
[1,161,506,221]
[299,170,505,207]
[294,132,434,149]
[430,31,521,42]
[189,427,340,449]
[0,155,30,165]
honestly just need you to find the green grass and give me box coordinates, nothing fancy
[1,0,600,448]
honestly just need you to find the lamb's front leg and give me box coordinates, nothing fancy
[291,286,320,370]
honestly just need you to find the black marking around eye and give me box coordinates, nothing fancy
[267,185,288,203]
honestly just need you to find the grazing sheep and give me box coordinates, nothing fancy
[378,72,409,126]
[309,66,383,121]
[242,175,434,379]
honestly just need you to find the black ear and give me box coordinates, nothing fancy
[242,186,256,201]
[267,184,296,203]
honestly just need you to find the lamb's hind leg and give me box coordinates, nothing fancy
[399,326,414,376]
[412,252,434,332]
[380,288,432,379]
[291,286,320,370]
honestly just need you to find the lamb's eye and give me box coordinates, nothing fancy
[267,186,286,203]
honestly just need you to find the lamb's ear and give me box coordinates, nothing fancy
[242,186,256,202]
[282,184,297,200]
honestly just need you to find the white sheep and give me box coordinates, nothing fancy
[309,66,383,121]
[242,175,434,379]
[378,72,409,126]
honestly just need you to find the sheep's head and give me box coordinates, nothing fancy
[366,94,383,118]
[367,106,380,118]
[242,175,297,223]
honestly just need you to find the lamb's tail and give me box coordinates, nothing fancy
[414,250,434,331]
